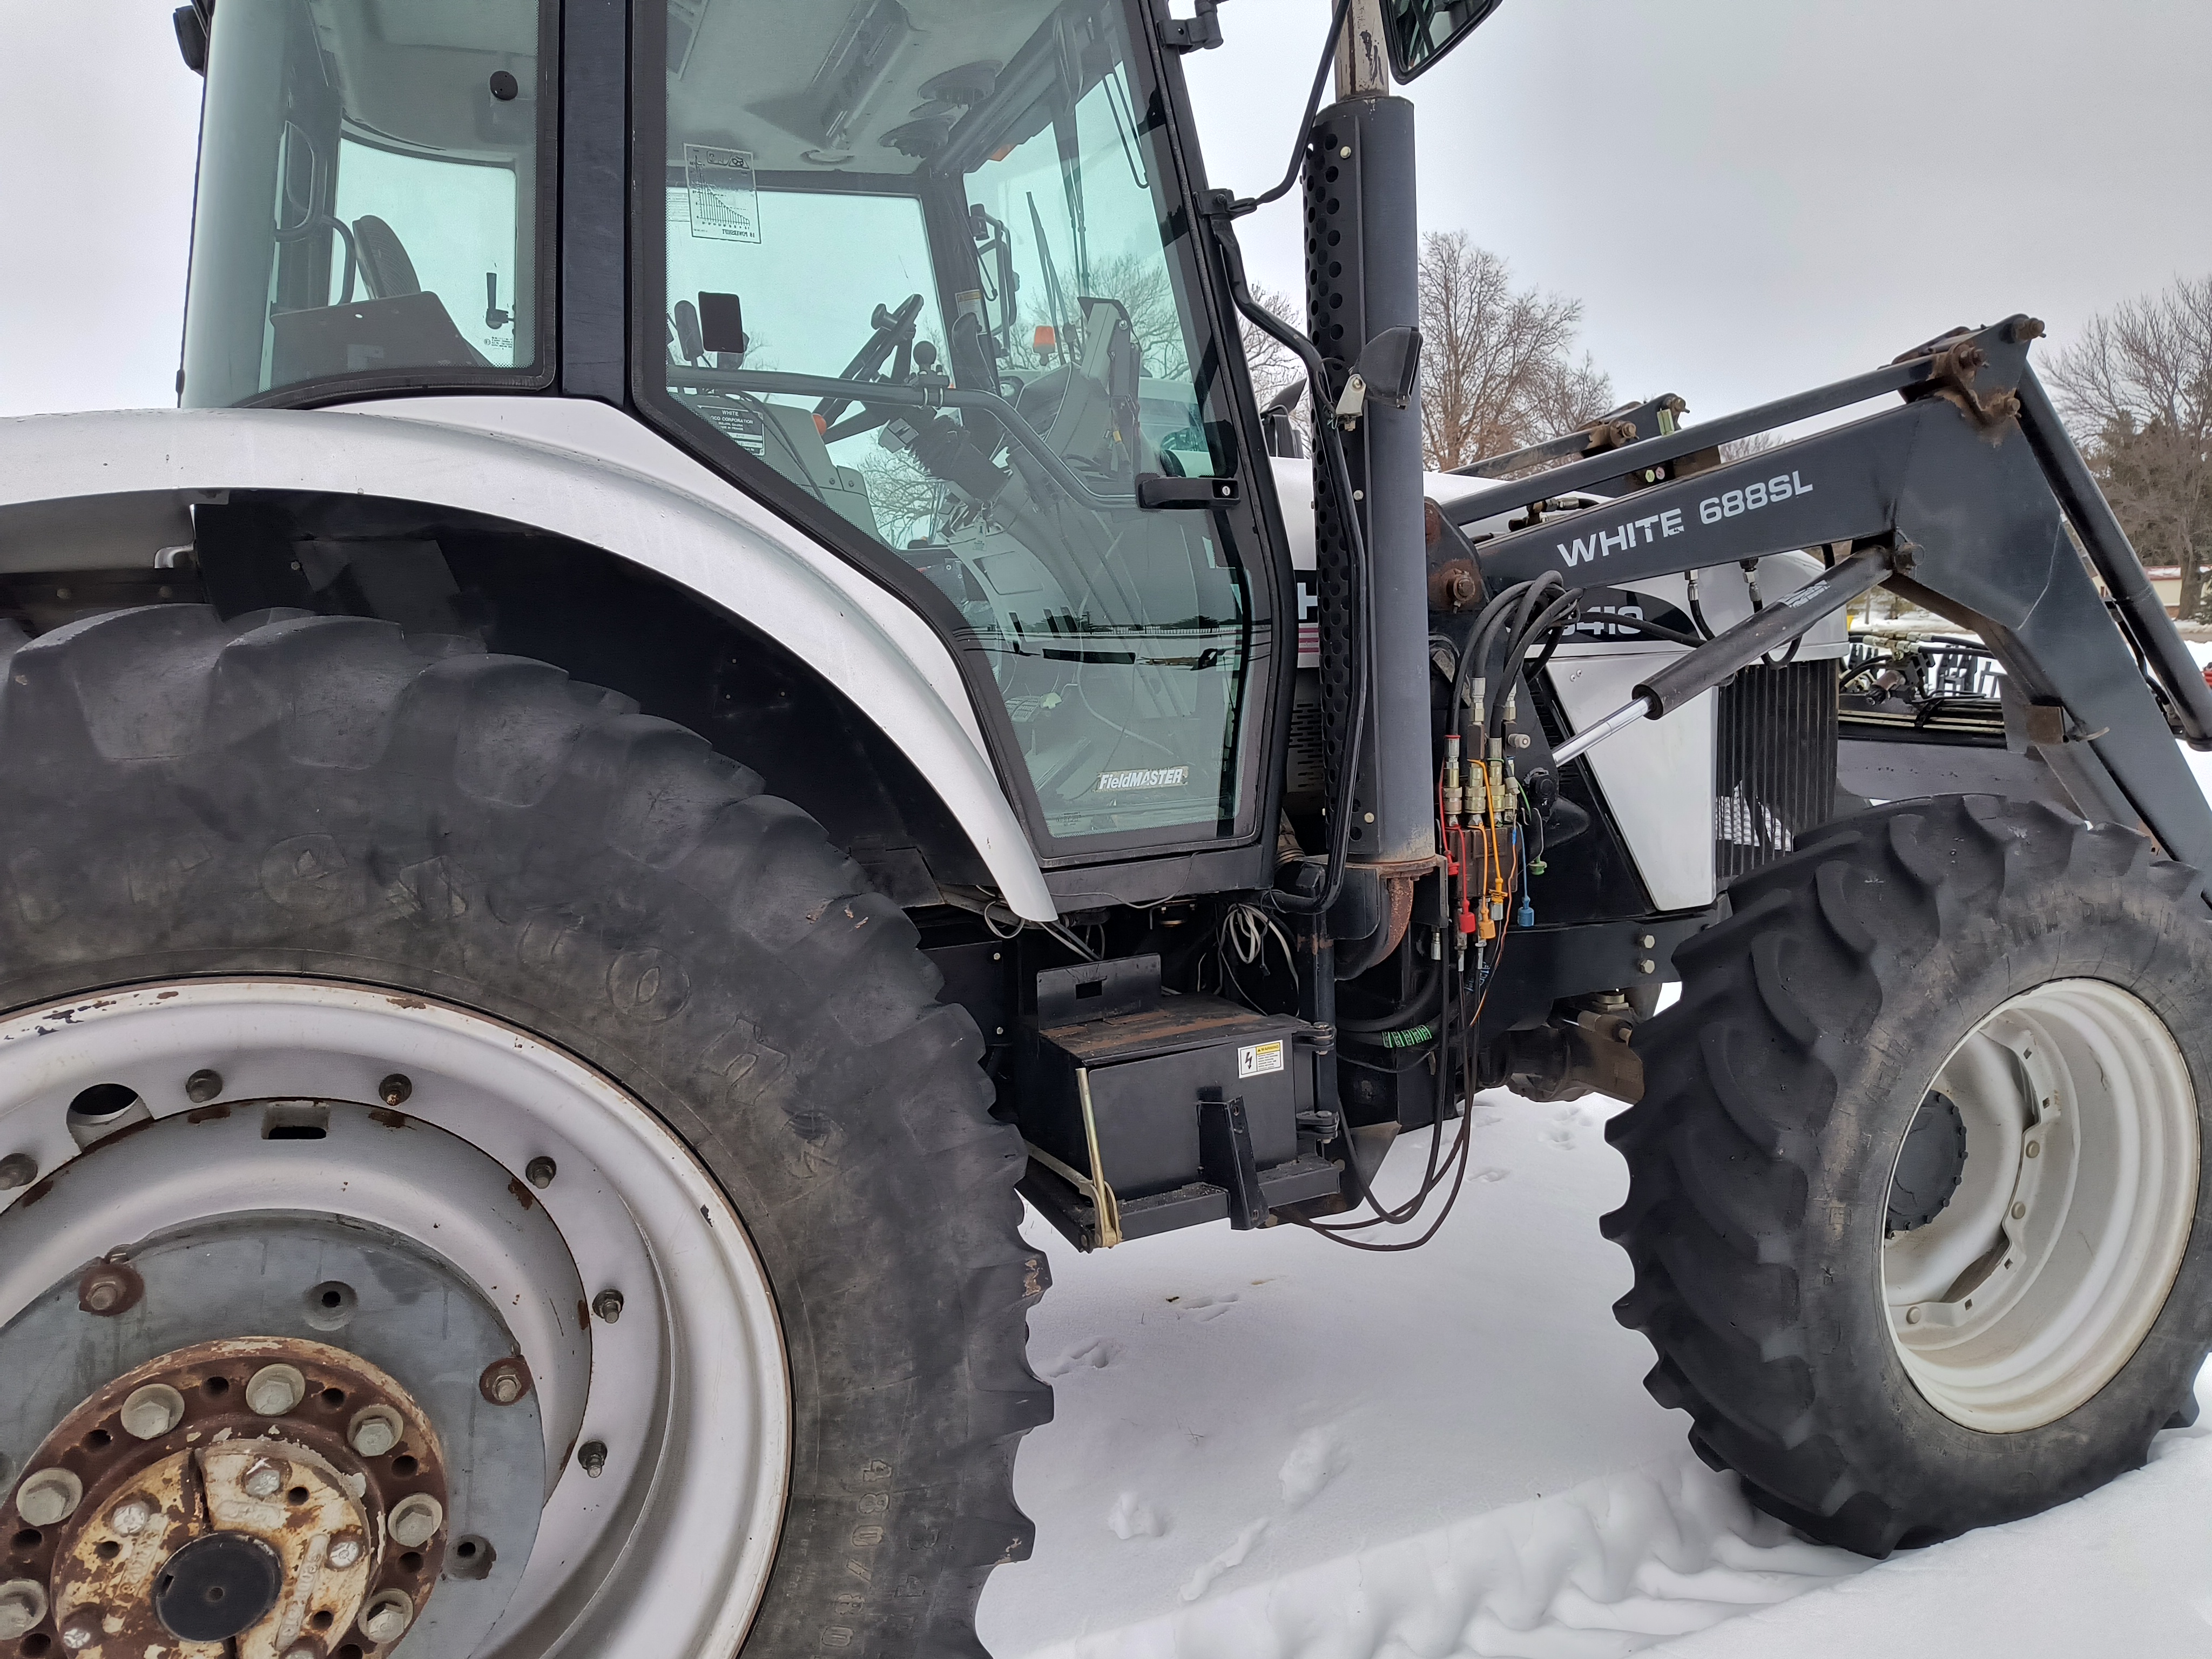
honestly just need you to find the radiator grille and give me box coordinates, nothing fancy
[1715,660,1839,883]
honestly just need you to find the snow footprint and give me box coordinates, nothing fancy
[1171,1291,1241,1324]
[1180,1518,1269,1601]
[1278,1426,1348,1509]
[1038,1337,1121,1378]
[1105,1491,1168,1540]
[1542,1104,1596,1151]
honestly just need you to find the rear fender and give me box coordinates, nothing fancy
[0,401,1055,920]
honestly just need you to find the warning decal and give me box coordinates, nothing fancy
[1238,1040,1285,1078]
[685,145,761,244]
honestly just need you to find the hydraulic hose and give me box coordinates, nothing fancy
[1489,589,1584,741]
[1337,958,1446,1034]
[1453,576,1559,750]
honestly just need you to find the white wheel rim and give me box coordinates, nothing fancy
[1883,978,2200,1431]
[0,979,788,1659]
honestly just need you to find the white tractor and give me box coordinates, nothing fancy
[5,2,2212,1656]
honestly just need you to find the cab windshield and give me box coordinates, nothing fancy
[649,0,1256,847]
[182,0,548,407]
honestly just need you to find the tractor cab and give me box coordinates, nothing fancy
[179,0,1286,876]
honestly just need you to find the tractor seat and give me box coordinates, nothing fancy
[353,215,422,299]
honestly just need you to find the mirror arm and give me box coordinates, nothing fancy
[1222,0,1354,219]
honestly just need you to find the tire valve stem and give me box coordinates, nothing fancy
[380,1074,413,1108]
[577,1440,609,1479]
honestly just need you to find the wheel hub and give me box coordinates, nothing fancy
[4,1337,446,1659]
[1883,980,2200,1430]
[0,979,788,1659]
[1885,1090,1968,1233]
[0,1126,550,1659]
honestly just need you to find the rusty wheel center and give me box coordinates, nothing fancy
[3,1339,448,1659]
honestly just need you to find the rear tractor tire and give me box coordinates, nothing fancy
[1608,793,2212,1554]
[0,607,1050,1659]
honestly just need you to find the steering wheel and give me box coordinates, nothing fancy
[815,294,927,429]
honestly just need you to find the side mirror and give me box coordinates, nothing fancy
[173,4,209,75]
[1382,0,1505,82]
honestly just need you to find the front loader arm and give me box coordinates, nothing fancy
[1459,319,2212,874]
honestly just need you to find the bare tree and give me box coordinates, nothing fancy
[1084,251,1190,382]
[1718,431,1779,464]
[1417,232,1614,471]
[1524,352,1617,445]
[1238,284,1307,406]
[2047,275,2212,618]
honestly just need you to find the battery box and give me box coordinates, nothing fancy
[1015,955,1341,1249]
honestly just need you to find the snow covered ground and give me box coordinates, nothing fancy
[982,678,2212,1659]
[981,1105,2212,1659]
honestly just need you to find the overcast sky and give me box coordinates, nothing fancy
[3,1,2210,428]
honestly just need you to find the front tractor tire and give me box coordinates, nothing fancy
[0,607,1049,1659]
[1608,794,2212,1555]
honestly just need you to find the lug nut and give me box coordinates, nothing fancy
[107,1496,155,1536]
[16,1466,84,1526]
[121,1382,187,1440]
[349,1406,404,1459]
[1636,959,1656,976]
[387,1493,444,1549]
[2012,1201,2028,1219]
[246,1364,307,1417]
[360,1590,414,1644]
[185,1069,224,1104]
[379,1074,413,1108]
[242,1457,288,1500]
[525,1156,557,1189]
[2025,1139,2041,1159]
[327,1534,366,1571]
[59,1609,104,1651]
[0,1151,35,1190]
[479,1358,531,1406]
[577,1441,608,1479]
[77,1258,143,1317]
[0,1580,49,1642]
[592,1288,624,1324]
